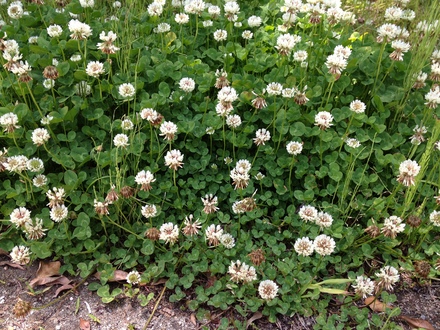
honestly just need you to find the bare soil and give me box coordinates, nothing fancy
[0,260,439,330]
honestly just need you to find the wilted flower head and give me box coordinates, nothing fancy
[352,275,375,298]
[94,199,109,215]
[389,39,410,61]
[397,159,420,186]
[258,280,278,300]
[201,194,219,214]
[325,54,347,77]
[375,265,399,292]
[248,248,265,266]
[182,214,202,236]
[214,69,230,89]
[46,187,65,208]
[205,224,223,246]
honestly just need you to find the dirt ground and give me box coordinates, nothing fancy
[0,260,439,330]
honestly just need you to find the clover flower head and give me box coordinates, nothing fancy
[258,280,279,300]
[10,246,31,265]
[159,222,179,245]
[294,237,314,256]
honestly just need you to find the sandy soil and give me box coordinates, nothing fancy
[0,260,439,330]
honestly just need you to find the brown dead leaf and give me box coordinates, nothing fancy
[79,318,91,330]
[190,313,197,326]
[398,315,435,330]
[246,311,263,329]
[205,274,217,289]
[54,283,75,297]
[364,296,393,312]
[0,261,25,270]
[94,270,128,282]
[30,274,72,288]
[150,278,167,286]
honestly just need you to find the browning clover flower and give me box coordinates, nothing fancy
[159,222,179,245]
[10,246,31,265]
[24,218,46,240]
[135,170,155,191]
[159,121,178,141]
[381,215,405,239]
[228,260,257,283]
[258,280,279,300]
[314,111,333,130]
[253,128,271,146]
[352,275,375,298]
[164,149,184,170]
[201,194,219,214]
[375,265,399,292]
[182,214,202,236]
[205,224,223,246]
[397,159,420,186]
[94,199,109,215]
[97,30,120,54]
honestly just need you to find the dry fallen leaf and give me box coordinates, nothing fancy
[94,270,128,282]
[54,282,75,297]
[36,261,61,277]
[79,318,91,330]
[190,313,197,326]
[246,311,263,329]
[398,315,435,330]
[364,296,393,312]
[0,261,25,270]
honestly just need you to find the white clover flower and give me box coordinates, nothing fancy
[258,280,279,300]
[70,54,82,62]
[390,39,410,61]
[179,77,196,92]
[315,211,333,228]
[135,170,155,191]
[118,83,136,98]
[24,217,47,240]
[113,1,121,8]
[228,260,257,283]
[345,138,361,148]
[213,29,227,41]
[253,128,271,146]
[156,22,171,33]
[333,45,352,59]
[175,13,189,24]
[425,86,440,109]
[203,20,213,27]
[242,30,253,40]
[159,121,178,141]
[217,86,238,103]
[113,133,129,148]
[31,128,50,146]
[7,2,23,19]
[275,33,300,56]
[79,0,94,7]
[384,6,403,21]
[397,159,420,186]
[254,172,265,180]
[248,15,262,27]
[266,82,283,96]
[0,112,20,133]
[86,61,105,78]
[286,141,303,155]
[68,19,92,40]
[164,149,184,170]
[33,174,48,187]
[375,265,399,291]
[205,224,223,246]
[184,0,205,15]
[43,79,55,89]
[294,237,314,256]
[349,99,366,114]
[219,233,235,249]
[159,222,179,245]
[226,114,241,128]
[325,54,347,76]
[298,205,318,222]
[5,155,28,173]
[28,36,38,44]
[46,187,65,208]
[208,5,220,17]
[313,234,336,256]
[205,127,215,135]
[352,275,375,298]
[293,50,308,62]
[315,111,333,130]
[141,204,158,218]
[121,118,134,130]
[381,215,405,239]
[429,210,440,227]
[27,158,44,172]
[147,2,163,16]
[9,207,31,228]
[10,246,31,265]
[126,270,141,285]
[50,204,68,222]
[377,23,399,42]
